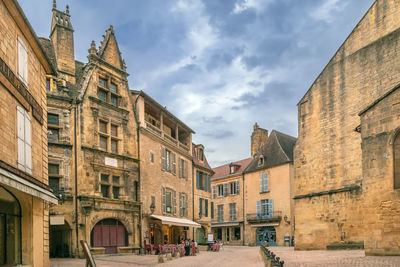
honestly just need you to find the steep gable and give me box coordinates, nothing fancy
[98,25,124,70]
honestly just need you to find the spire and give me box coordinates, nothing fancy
[66,4,69,14]
[53,0,56,10]
[88,40,97,55]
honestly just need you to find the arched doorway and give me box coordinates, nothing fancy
[196,227,206,243]
[50,221,72,257]
[256,226,276,246]
[0,186,21,265]
[91,219,128,254]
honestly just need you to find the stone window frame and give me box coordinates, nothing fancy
[150,151,154,163]
[48,157,65,195]
[229,203,236,221]
[179,192,188,217]
[162,186,177,215]
[217,204,224,222]
[97,74,122,107]
[99,172,123,199]
[229,180,240,195]
[48,112,62,143]
[179,157,188,179]
[97,117,121,154]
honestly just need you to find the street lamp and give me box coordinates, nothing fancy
[284,215,290,224]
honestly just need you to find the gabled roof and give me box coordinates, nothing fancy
[212,158,252,180]
[38,38,57,73]
[192,143,214,173]
[244,130,297,174]
[97,25,124,70]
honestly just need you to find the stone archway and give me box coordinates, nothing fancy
[91,219,128,254]
[50,220,72,258]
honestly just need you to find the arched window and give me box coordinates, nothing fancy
[394,133,400,189]
[0,186,21,265]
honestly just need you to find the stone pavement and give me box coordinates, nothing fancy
[268,247,400,267]
[50,246,263,267]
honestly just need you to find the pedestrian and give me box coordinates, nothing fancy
[194,239,198,254]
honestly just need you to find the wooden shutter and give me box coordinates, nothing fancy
[205,199,208,217]
[17,107,25,171]
[211,202,214,219]
[256,200,261,217]
[179,192,183,216]
[204,173,208,192]
[268,199,273,218]
[212,185,216,199]
[172,153,176,175]
[18,37,28,85]
[185,194,188,217]
[236,180,240,195]
[173,190,177,215]
[265,173,269,192]
[162,187,166,213]
[223,183,228,196]
[161,146,165,171]
[199,198,203,216]
[24,110,32,174]
[196,171,200,189]
[208,175,211,192]
[184,160,188,179]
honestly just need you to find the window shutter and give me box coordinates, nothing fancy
[179,192,183,216]
[184,160,188,179]
[196,171,200,189]
[260,173,263,192]
[265,173,269,192]
[205,199,208,217]
[18,37,28,85]
[236,180,240,195]
[223,183,228,197]
[162,187,166,213]
[161,146,165,171]
[17,107,25,171]
[256,200,261,217]
[268,199,273,218]
[24,111,32,174]
[172,153,176,175]
[199,198,203,216]
[208,175,211,192]
[204,173,208,192]
[185,194,188,217]
[212,185,216,199]
[178,158,181,177]
[211,202,214,219]
[173,190,177,215]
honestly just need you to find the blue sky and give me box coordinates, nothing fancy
[20,0,375,166]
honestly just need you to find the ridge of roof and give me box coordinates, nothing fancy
[212,158,252,179]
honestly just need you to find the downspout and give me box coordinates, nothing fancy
[73,100,79,254]
[242,172,245,246]
[133,94,142,250]
[192,163,195,239]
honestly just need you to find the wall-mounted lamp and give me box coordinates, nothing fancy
[284,215,291,224]
[150,203,155,214]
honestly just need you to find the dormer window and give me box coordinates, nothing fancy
[97,76,120,107]
[198,148,204,161]
[258,156,264,166]
[230,165,235,174]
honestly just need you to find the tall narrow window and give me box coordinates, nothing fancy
[48,113,60,142]
[229,203,236,221]
[17,106,31,174]
[217,204,224,222]
[97,77,119,106]
[211,202,214,219]
[18,37,28,86]
[48,163,60,195]
[260,173,269,193]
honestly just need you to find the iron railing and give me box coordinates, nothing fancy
[246,211,282,223]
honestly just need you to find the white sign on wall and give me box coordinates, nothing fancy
[208,233,214,243]
[105,157,118,167]
[50,215,65,225]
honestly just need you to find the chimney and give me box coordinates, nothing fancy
[251,123,268,157]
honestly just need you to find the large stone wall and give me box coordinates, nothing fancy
[360,87,400,255]
[294,0,400,250]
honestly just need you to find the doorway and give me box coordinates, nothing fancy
[50,222,72,257]
[256,226,276,246]
[91,219,128,253]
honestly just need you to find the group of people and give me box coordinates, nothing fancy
[180,239,198,256]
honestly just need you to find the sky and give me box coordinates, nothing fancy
[19,0,375,167]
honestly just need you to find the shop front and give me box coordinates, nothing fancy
[211,221,243,245]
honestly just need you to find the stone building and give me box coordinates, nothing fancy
[192,143,214,243]
[0,0,58,265]
[40,1,141,256]
[211,158,251,245]
[243,125,296,246]
[132,90,200,246]
[294,0,400,254]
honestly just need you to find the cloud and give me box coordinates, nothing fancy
[311,0,348,23]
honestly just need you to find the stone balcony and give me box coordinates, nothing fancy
[246,211,282,224]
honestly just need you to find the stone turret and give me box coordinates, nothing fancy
[50,0,75,82]
[251,123,268,157]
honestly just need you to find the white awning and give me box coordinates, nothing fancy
[150,215,201,228]
[0,166,58,204]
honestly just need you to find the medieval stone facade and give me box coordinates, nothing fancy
[294,0,400,255]
[0,0,57,265]
[41,2,140,257]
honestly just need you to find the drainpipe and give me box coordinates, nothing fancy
[73,100,79,254]
[192,163,195,239]
[133,93,142,251]
[242,172,245,246]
